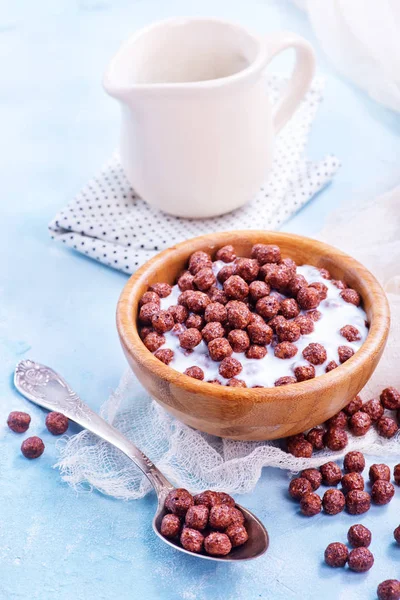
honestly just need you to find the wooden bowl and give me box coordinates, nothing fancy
[117,231,390,441]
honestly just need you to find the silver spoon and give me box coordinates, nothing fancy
[14,359,269,561]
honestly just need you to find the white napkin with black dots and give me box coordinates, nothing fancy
[49,75,340,274]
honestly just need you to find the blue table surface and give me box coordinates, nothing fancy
[1,1,400,599]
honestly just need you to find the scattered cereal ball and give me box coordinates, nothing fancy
[287,436,313,458]
[319,268,331,280]
[297,287,321,310]
[361,398,383,422]
[139,291,160,307]
[343,451,365,473]
[377,416,398,438]
[323,489,346,515]
[324,542,348,567]
[348,547,374,572]
[279,298,300,319]
[246,345,267,360]
[324,428,348,451]
[179,328,202,350]
[325,361,338,373]
[340,325,361,342]
[306,427,325,451]
[347,524,371,548]
[263,264,292,292]
[204,532,232,556]
[341,473,364,494]
[165,489,194,516]
[202,322,225,344]
[369,463,391,483]
[308,310,322,322]
[144,331,165,352]
[215,492,236,506]
[346,490,371,515]
[294,364,316,382]
[309,282,328,300]
[287,274,308,297]
[45,412,69,435]
[139,302,160,324]
[185,313,204,330]
[302,343,327,365]
[301,468,322,491]
[228,329,250,353]
[21,436,45,459]
[276,320,301,343]
[251,243,281,265]
[256,296,280,320]
[226,524,248,548]
[267,314,286,332]
[209,505,243,530]
[274,342,298,359]
[371,480,395,505]
[300,492,322,516]
[194,490,219,508]
[377,580,400,600]
[275,376,297,386]
[247,320,273,345]
[184,366,204,380]
[217,264,236,285]
[7,411,31,433]
[338,346,355,363]
[139,326,153,340]
[188,251,212,275]
[226,378,247,387]
[343,395,363,416]
[161,514,181,538]
[320,462,342,486]
[280,257,297,278]
[194,266,216,292]
[204,302,227,324]
[326,411,347,429]
[332,279,347,290]
[394,464,400,485]
[226,300,251,329]
[248,280,270,302]
[149,283,172,298]
[293,315,314,335]
[216,245,236,263]
[168,305,188,324]
[219,357,242,379]
[234,258,259,282]
[185,505,209,530]
[180,527,204,553]
[208,287,228,305]
[178,271,195,291]
[394,526,400,544]
[208,338,233,361]
[380,387,400,410]
[178,290,194,308]
[223,275,249,300]
[154,348,174,365]
[151,310,174,334]
[186,291,211,313]
[349,411,371,436]
[289,477,313,500]
[340,288,361,306]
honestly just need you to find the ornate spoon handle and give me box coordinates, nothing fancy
[14,360,173,495]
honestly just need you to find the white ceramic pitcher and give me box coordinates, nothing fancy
[104,18,315,218]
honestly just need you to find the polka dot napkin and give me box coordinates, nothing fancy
[49,75,340,274]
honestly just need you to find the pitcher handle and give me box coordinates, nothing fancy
[262,32,316,134]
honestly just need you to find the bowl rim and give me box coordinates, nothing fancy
[116,230,390,401]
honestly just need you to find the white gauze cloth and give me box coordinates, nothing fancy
[56,187,400,500]
[49,75,339,272]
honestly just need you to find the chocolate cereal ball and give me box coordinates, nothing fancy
[149,283,172,298]
[224,275,249,301]
[235,258,259,282]
[263,264,291,292]
[225,524,248,548]
[251,243,281,265]
[215,492,235,506]
[144,332,165,352]
[275,376,297,386]
[394,464,400,485]
[217,264,236,284]
[294,364,316,382]
[256,296,280,320]
[188,251,212,275]
[227,378,247,387]
[309,281,328,300]
[21,436,45,459]
[322,489,346,515]
[194,490,219,508]
[179,328,202,350]
[324,542,348,567]
[152,310,174,334]
[325,361,338,373]
[347,524,371,548]
[184,366,204,380]
[287,274,307,296]
[338,346,355,364]
[306,427,325,451]
[139,302,160,324]
[300,468,322,491]
[369,463,391,483]
[178,271,195,291]
[247,320,273,345]
[349,411,372,436]
[202,321,225,344]
[204,532,232,556]
[371,480,395,505]
[246,345,267,360]
[161,514,181,538]
[377,416,398,439]
[377,580,400,600]
[348,547,374,572]
[343,395,363,416]
[208,338,233,362]
[139,290,160,307]
[216,245,236,263]
[394,526,400,544]
[226,301,251,329]
[293,315,314,335]
[300,492,322,516]
[168,305,188,324]
[341,473,364,494]
[380,387,400,410]
[361,398,384,422]
[320,462,342,486]
[45,412,69,435]
[185,313,204,329]
[340,325,361,342]
[343,451,365,473]
[279,298,300,319]
[194,267,216,291]
[302,343,327,365]
[324,428,348,451]
[346,490,371,515]
[7,411,31,433]
[274,342,298,359]
[219,357,242,379]
[226,330,249,353]
[180,528,204,553]
[287,436,313,458]
[297,287,321,310]
[185,505,209,530]
[340,288,361,307]
[209,505,243,530]
[204,302,227,324]
[208,287,228,305]
[276,320,301,343]
[248,280,270,302]
[165,488,194,516]
[326,411,347,430]
[289,477,313,500]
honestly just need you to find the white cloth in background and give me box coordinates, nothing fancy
[49,75,339,274]
[56,188,400,500]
